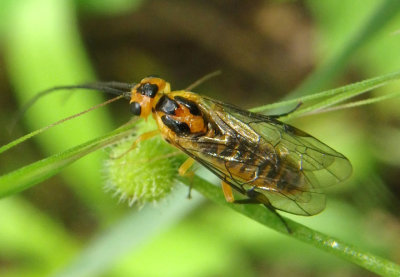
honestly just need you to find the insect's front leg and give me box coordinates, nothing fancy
[111,129,160,159]
[178,158,196,199]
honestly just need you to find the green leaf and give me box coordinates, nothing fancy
[251,69,400,118]
[0,122,137,198]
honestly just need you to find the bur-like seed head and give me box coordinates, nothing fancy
[104,119,185,207]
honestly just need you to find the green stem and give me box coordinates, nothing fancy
[187,176,400,277]
[251,70,400,116]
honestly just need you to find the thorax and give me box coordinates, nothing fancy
[152,91,208,144]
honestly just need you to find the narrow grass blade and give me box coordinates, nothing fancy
[251,70,400,118]
[0,122,136,198]
[307,90,400,115]
[0,95,123,155]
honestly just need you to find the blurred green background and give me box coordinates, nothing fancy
[1,0,400,276]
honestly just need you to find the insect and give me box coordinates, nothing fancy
[102,76,351,216]
[24,76,352,225]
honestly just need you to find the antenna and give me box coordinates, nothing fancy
[10,81,135,132]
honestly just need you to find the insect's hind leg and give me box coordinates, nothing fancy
[263,203,292,234]
[234,199,292,234]
[268,102,302,119]
[221,181,235,203]
[235,188,292,234]
[178,158,196,199]
[220,183,292,233]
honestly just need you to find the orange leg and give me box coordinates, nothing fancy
[111,129,160,159]
[178,158,195,177]
[142,151,181,164]
[178,158,195,198]
[221,181,235,203]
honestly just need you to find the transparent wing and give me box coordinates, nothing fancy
[178,97,352,215]
[245,115,352,187]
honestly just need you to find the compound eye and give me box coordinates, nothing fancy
[130,101,141,115]
[142,83,158,98]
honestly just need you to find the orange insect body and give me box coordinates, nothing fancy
[126,77,352,216]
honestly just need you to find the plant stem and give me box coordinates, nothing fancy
[185,176,400,277]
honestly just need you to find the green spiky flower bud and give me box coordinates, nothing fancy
[104,118,185,207]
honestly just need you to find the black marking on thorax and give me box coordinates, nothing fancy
[161,115,190,135]
[174,96,201,116]
[155,95,179,115]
